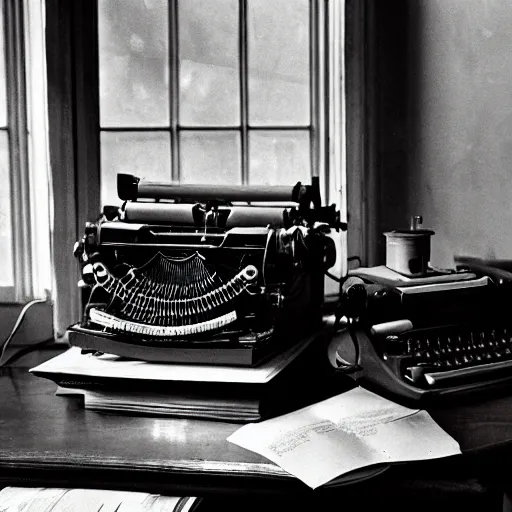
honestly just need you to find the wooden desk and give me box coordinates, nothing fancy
[1,348,511,511]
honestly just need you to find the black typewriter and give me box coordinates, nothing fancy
[328,260,512,406]
[69,173,345,365]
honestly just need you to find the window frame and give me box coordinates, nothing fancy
[98,0,319,189]
[90,0,346,205]
[0,0,33,303]
[0,0,53,305]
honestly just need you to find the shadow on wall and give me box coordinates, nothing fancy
[375,0,512,269]
[372,0,414,263]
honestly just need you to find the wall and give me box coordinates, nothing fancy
[373,0,512,269]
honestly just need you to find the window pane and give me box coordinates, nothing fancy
[0,131,13,285]
[249,130,310,186]
[248,0,310,126]
[179,0,240,126]
[0,2,6,127]
[180,131,241,184]
[101,131,171,206]
[98,0,169,127]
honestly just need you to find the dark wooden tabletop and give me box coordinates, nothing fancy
[2,347,512,505]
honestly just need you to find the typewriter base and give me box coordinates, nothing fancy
[67,324,293,367]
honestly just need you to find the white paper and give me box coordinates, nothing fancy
[227,387,461,489]
[0,487,192,512]
[30,333,313,385]
[397,276,489,294]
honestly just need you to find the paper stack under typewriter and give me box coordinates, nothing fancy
[54,173,345,421]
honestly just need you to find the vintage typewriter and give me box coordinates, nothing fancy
[69,173,344,366]
[328,220,512,405]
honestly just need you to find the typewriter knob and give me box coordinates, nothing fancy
[73,239,84,259]
[241,265,258,282]
[81,263,95,286]
[103,205,119,221]
[84,222,98,248]
[312,221,331,234]
[384,335,404,355]
[322,236,336,271]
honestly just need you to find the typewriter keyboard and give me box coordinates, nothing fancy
[383,326,512,388]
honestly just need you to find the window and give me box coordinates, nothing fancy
[96,0,346,291]
[97,0,338,207]
[0,0,51,303]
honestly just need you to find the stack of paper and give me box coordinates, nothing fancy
[30,338,312,384]
[0,487,200,512]
[30,334,326,422]
[350,265,479,286]
[56,386,262,421]
[228,387,461,489]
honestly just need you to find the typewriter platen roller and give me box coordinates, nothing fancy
[70,173,346,364]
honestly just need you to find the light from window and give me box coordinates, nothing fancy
[0,1,13,287]
[248,0,310,126]
[179,0,240,127]
[0,0,51,301]
[98,0,314,207]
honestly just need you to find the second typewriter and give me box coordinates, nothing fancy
[70,173,344,366]
[328,218,512,405]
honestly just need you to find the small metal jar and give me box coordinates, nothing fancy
[383,216,434,277]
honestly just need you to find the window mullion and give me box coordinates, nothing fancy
[170,0,180,182]
[239,0,249,185]
[317,0,329,203]
[5,0,31,302]
[311,0,323,185]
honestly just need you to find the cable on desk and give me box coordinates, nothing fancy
[0,337,57,367]
[0,298,48,366]
[347,255,362,266]
[325,270,342,283]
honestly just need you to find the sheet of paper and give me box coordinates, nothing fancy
[0,487,194,512]
[397,276,489,294]
[350,265,479,286]
[30,333,313,385]
[227,387,461,489]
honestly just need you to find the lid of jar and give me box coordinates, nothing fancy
[383,229,435,238]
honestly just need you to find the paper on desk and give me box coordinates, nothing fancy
[30,334,314,384]
[227,387,461,489]
[0,487,199,512]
